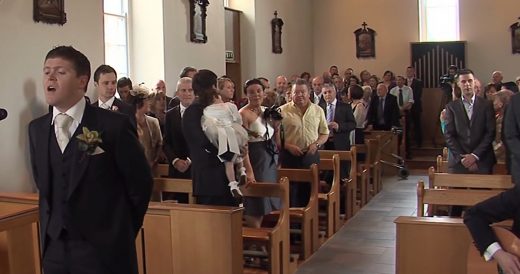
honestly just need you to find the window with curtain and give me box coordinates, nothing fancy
[104,0,129,78]
[419,0,459,42]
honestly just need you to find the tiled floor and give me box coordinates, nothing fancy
[296,174,426,274]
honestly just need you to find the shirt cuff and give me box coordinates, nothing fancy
[471,153,480,161]
[172,158,180,166]
[187,157,191,164]
[483,242,502,261]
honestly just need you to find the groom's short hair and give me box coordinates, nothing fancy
[45,46,91,91]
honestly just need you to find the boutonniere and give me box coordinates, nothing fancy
[76,127,103,155]
[111,105,119,112]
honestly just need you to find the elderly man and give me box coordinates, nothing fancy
[274,75,288,106]
[492,70,504,90]
[366,83,400,131]
[280,78,329,207]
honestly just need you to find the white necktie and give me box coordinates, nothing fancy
[55,113,73,152]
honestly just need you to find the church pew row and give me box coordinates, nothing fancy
[272,165,320,260]
[240,178,290,274]
[319,147,358,223]
[424,168,513,216]
[436,147,508,175]
[0,193,40,274]
[315,154,340,238]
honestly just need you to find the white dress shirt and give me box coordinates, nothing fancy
[51,97,86,137]
[97,96,116,109]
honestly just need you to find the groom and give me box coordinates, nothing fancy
[28,46,152,274]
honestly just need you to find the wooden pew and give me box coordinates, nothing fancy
[0,193,41,274]
[142,202,243,274]
[365,130,397,177]
[276,164,319,260]
[152,177,195,204]
[153,163,169,178]
[416,180,506,217]
[395,216,473,274]
[241,178,290,274]
[428,167,513,189]
[436,147,509,175]
[315,154,340,238]
[356,138,380,206]
[319,147,358,221]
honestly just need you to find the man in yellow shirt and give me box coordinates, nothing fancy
[280,78,329,207]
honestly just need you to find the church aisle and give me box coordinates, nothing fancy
[296,174,425,274]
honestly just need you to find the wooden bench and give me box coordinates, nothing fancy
[153,163,169,178]
[0,193,41,274]
[356,138,380,206]
[436,147,509,175]
[428,167,513,189]
[152,177,195,204]
[315,154,340,238]
[395,216,473,274]
[241,178,290,274]
[142,202,243,274]
[416,180,507,217]
[276,164,320,260]
[319,147,358,221]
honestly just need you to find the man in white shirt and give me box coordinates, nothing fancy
[390,76,414,158]
[92,65,136,129]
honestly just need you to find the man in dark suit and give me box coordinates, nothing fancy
[92,65,136,129]
[182,69,238,206]
[164,77,194,179]
[471,78,520,255]
[310,76,326,105]
[504,92,520,182]
[319,83,356,200]
[406,66,423,147]
[29,46,152,274]
[366,83,401,131]
[444,69,496,174]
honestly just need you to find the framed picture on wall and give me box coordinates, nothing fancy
[190,0,209,43]
[511,19,520,54]
[354,22,376,58]
[33,0,66,25]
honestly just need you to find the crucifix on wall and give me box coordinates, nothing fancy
[354,22,376,58]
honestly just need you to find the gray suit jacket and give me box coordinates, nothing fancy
[444,96,496,173]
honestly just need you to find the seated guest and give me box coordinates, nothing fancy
[92,64,136,129]
[280,79,329,207]
[366,83,400,131]
[350,85,368,145]
[131,85,163,171]
[164,77,195,179]
[117,76,133,104]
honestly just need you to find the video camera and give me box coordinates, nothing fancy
[263,105,283,121]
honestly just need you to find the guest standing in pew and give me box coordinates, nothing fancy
[163,77,195,179]
[464,187,520,274]
[240,78,282,228]
[319,83,356,180]
[183,69,239,206]
[29,46,152,274]
[92,64,137,131]
[130,84,163,170]
[365,83,401,131]
[279,78,329,207]
[444,69,496,174]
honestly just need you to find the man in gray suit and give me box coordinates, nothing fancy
[444,69,496,174]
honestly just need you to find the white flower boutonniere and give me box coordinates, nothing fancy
[111,105,119,112]
[76,127,103,155]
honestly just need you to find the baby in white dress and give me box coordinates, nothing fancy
[201,95,248,205]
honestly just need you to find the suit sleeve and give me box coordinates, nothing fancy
[28,122,39,188]
[444,103,464,163]
[464,187,520,255]
[366,99,376,126]
[505,96,520,161]
[472,101,496,158]
[182,104,218,154]
[336,104,356,134]
[163,111,178,163]
[114,117,153,233]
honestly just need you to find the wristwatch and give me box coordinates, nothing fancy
[314,142,321,149]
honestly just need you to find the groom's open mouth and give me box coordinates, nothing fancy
[47,85,56,92]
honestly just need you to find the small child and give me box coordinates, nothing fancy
[202,94,249,206]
